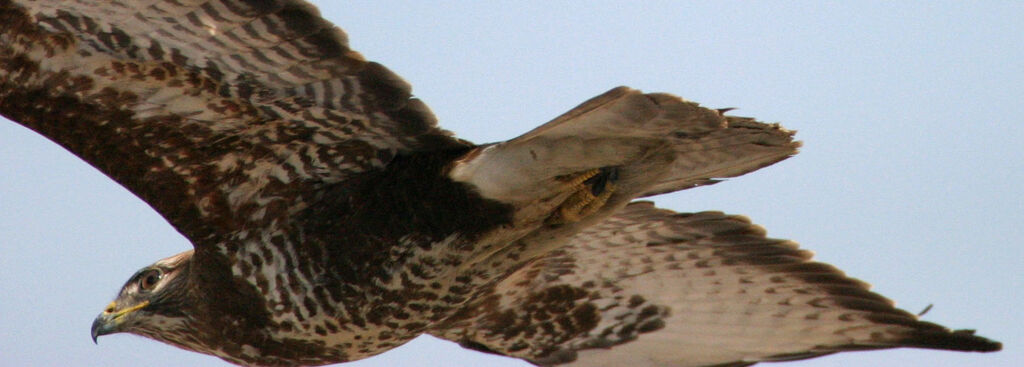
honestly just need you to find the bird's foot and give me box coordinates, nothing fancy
[546,167,619,225]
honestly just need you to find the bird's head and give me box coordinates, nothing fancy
[91,250,194,343]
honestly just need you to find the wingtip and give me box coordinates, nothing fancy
[901,327,1002,353]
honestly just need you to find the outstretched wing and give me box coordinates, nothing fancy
[0,0,465,243]
[435,201,1000,367]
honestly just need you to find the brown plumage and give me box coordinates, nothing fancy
[0,1,999,366]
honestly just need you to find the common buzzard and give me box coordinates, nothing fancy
[0,1,1000,366]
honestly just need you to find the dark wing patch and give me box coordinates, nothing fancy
[434,201,1000,367]
[0,0,466,244]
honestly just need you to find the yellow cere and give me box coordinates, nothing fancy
[111,300,150,321]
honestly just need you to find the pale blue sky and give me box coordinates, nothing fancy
[1,1,1020,366]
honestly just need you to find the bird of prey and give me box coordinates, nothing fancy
[0,1,1000,366]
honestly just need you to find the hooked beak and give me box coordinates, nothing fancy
[91,301,149,343]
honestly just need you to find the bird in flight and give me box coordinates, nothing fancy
[0,1,1000,366]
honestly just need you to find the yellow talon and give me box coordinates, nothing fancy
[577,183,614,218]
[556,189,596,223]
[557,168,600,188]
[547,169,617,225]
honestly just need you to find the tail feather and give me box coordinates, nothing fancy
[433,202,1000,367]
[450,87,800,205]
[639,115,799,197]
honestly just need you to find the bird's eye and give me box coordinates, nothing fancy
[139,270,162,291]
